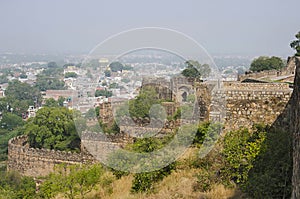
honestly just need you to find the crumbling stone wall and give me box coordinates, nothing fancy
[7,135,95,176]
[222,82,292,131]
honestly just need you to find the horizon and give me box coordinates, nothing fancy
[0,0,299,57]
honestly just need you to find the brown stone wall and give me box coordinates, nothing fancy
[222,82,292,131]
[7,135,95,177]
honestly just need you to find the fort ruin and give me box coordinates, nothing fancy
[7,58,296,177]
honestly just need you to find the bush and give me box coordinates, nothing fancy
[221,126,266,185]
[245,127,292,198]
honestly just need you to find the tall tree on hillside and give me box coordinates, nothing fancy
[250,56,285,72]
[290,31,300,56]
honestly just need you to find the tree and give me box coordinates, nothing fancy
[95,90,112,98]
[128,87,160,119]
[64,72,78,78]
[0,112,24,130]
[25,107,81,151]
[182,60,211,79]
[47,61,58,68]
[35,75,65,91]
[44,98,59,107]
[104,70,111,77]
[39,164,112,199]
[290,31,300,56]
[250,56,285,72]
[109,61,123,72]
[0,171,36,199]
[4,80,41,116]
[19,73,27,79]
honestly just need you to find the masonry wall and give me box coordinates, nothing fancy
[7,135,95,177]
[222,82,292,131]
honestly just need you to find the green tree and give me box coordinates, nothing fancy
[64,72,78,78]
[290,31,300,56]
[40,164,111,199]
[182,60,211,79]
[109,61,124,72]
[95,90,112,98]
[19,73,27,79]
[47,61,58,68]
[4,80,41,116]
[222,125,266,185]
[245,127,292,198]
[128,87,160,119]
[44,98,59,107]
[250,56,285,72]
[0,112,24,130]
[104,70,111,77]
[0,171,36,199]
[35,75,65,91]
[25,107,80,151]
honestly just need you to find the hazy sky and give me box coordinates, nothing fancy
[0,0,299,56]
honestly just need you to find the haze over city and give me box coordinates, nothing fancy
[0,0,299,56]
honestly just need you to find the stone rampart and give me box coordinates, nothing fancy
[222,82,292,130]
[7,134,122,177]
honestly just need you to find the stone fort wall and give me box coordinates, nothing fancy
[7,135,95,177]
[7,80,294,177]
[222,82,292,130]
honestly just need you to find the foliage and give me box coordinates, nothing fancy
[249,56,285,72]
[24,107,80,151]
[123,65,133,70]
[85,108,96,119]
[104,70,111,77]
[0,171,36,199]
[109,82,119,89]
[245,126,292,198]
[47,62,58,68]
[221,126,266,185]
[109,61,124,72]
[35,75,65,91]
[0,127,23,161]
[129,136,176,193]
[44,98,60,107]
[19,73,27,79]
[128,87,160,119]
[4,80,41,116]
[131,163,176,193]
[99,120,120,135]
[290,31,300,56]
[95,89,112,98]
[0,112,24,130]
[193,122,211,146]
[182,64,200,79]
[183,60,211,79]
[39,164,111,199]
[64,72,78,78]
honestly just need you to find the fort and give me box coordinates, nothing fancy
[7,57,296,177]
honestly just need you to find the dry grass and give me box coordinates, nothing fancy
[55,147,243,199]
[203,184,236,199]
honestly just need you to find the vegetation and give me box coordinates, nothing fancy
[290,31,300,56]
[109,61,124,72]
[182,60,211,79]
[249,56,285,72]
[64,72,78,78]
[24,107,81,151]
[129,87,158,118]
[0,171,36,199]
[44,97,65,108]
[4,80,41,116]
[95,89,112,98]
[35,75,65,91]
[40,164,113,199]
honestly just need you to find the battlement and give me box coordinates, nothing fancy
[8,135,94,177]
